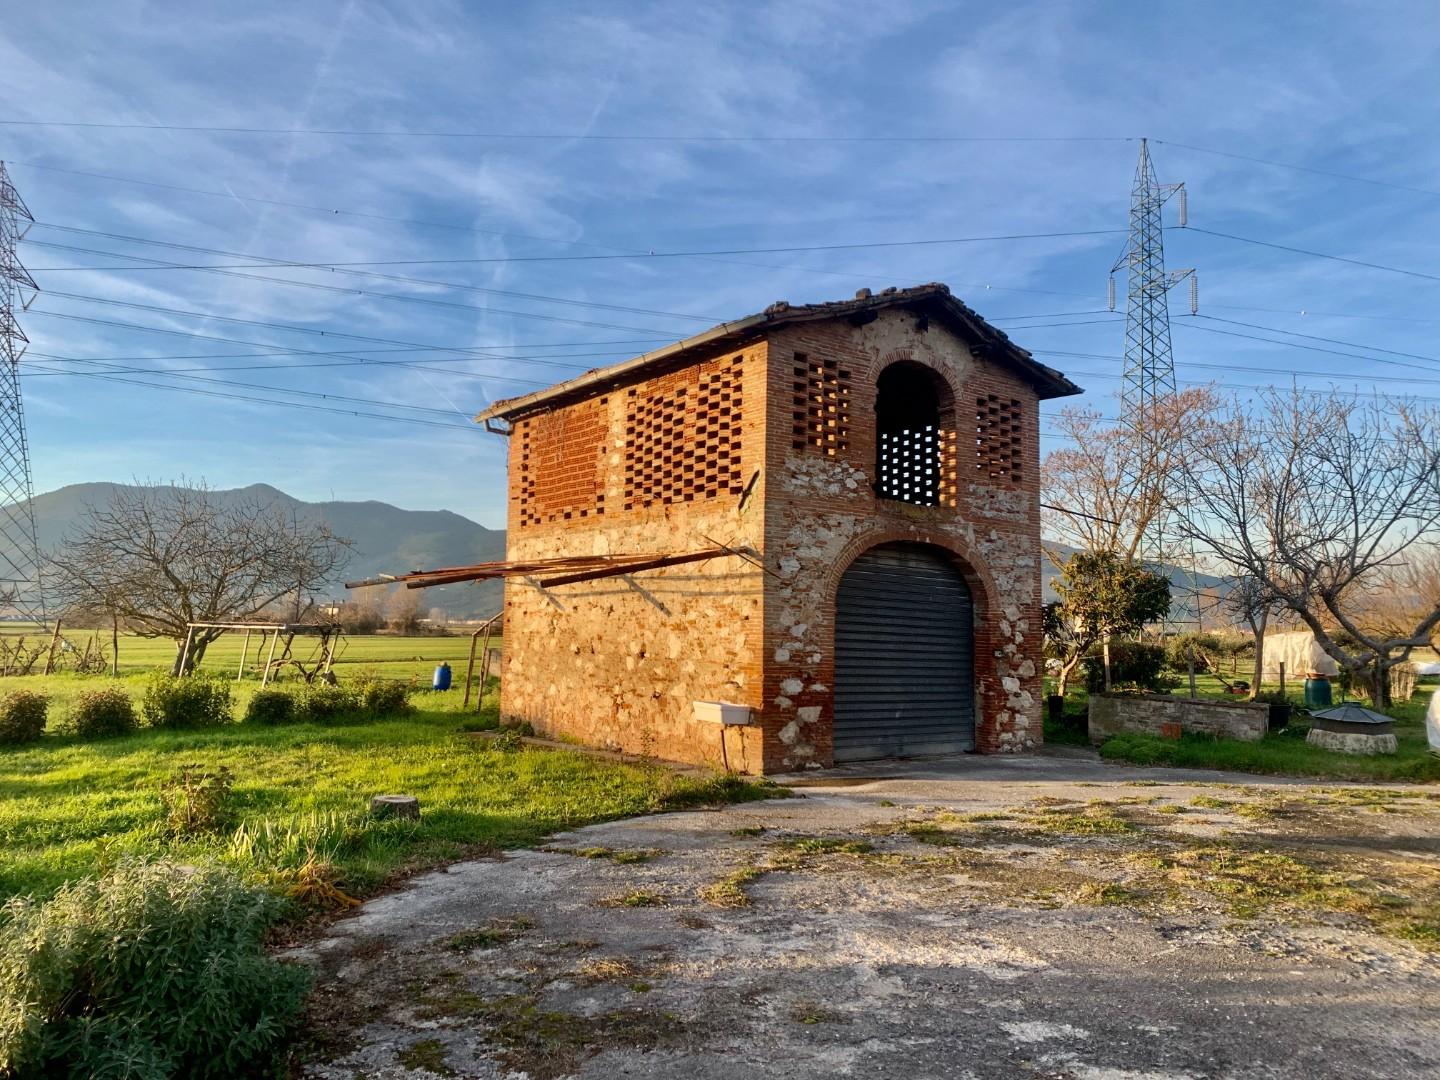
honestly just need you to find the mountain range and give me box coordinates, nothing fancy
[29,483,1227,620]
[30,483,507,618]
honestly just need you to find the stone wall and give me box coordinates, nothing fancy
[498,304,1051,773]
[760,310,1045,767]
[500,341,771,772]
[1088,693,1267,744]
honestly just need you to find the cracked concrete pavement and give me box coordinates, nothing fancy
[291,751,1440,1079]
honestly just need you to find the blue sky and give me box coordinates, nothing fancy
[2,0,1437,529]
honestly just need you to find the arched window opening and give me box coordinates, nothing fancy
[875,364,942,505]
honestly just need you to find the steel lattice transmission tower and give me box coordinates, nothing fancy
[1107,139,1202,629]
[1109,137,1196,427]
[0,162,47,625]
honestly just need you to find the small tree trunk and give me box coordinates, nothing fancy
[1373,661,1391,709]
[111,612,120,677]
[1101,634,1113,692]
[1249,610,1267,701]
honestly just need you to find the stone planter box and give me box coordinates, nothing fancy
[1088,693,1267,744]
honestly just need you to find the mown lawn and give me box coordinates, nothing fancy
[0,679,776,903]
[1051,677,1440,783]
[1,627,494,682]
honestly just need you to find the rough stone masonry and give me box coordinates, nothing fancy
[475,284,1081,772]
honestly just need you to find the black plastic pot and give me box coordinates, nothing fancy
[1046,694,1065,725]
[1267,703,1293,731]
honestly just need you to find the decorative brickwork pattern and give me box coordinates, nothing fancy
[624,354,743,509]
[975,393,1023,483]
[516,397,608,527]
[791,354,851,455]
[877,425,939,504]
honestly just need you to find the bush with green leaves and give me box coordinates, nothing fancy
[1163,632,1224,675]
[243,688,297,726]
[1085,641,1176,693]
[141,673,232,730]
[0,690,47,746]
[160,766,236,835]
[356,677,413,717]
[295,682,360,723]
[68,686,138,739]
[0,859,310,1079]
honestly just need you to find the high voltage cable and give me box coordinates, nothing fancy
[0,121,1127,142]
[17,162,1440,324]
[24,227,1128,267]
[1152,140,1440,199]
[1194,313,1440,364]
[1186,226,1440,284]
[1172,320,1440,376]
[27,227,720,322]
[22,363,477,431]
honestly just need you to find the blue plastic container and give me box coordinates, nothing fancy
[432,662,452,691]
[1303,675,1332,709]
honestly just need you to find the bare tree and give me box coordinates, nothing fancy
[1171,388,1440,705]
[49,482,351,674]
[1221,574,1286,699]
[1043,387,1218,560]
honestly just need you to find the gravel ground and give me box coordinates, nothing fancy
[291,752,1440,1079]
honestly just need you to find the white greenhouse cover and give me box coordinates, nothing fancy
[1427,689,1440,754]
[1259,630,1340,679]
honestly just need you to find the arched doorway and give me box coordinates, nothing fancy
[833,542,975,761]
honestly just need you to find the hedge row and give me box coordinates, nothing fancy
[0,675,414,746]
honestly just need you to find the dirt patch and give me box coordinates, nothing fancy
[293,766,1440,1079]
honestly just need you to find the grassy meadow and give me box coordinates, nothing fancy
[0,635,775,906]
[1049,672,1440,783]
[6,625,491,682]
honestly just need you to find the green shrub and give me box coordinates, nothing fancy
[1084,642,1175,693]
[243,688,296,726]
[141,673,232,729]
[160,766,236,835]
[357,678,413,717]
[1163,632,1224,674]
[0,859,310,1079]
[295,682,360,723]
[0,690,47,746]
[68,686,138,739]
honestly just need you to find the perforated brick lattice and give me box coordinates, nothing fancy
[624,354,744,510]
[975,393,1023,483]
[877,424,939,504]
[516,397,608,527]
[791,353,851,454]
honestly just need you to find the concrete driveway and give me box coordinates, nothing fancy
[294,751,1440,1079]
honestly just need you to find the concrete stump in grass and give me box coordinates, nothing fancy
[370,794,420,821]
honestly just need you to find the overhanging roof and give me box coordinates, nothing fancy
[475,282,1083,424]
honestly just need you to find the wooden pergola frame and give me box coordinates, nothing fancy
[180,621,343,687]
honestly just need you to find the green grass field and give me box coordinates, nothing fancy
[1050,674,1440,783]
[0,670,775,905]
[3,627,494,682]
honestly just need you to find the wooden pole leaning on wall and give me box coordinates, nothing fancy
[463,627,482,709]
[261,630,280,688]
[43,619,63,676]
[177,626,196,676]
[237,628,252,681]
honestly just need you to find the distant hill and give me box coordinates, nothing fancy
[30,483,507,619]
[30,483,1226,622]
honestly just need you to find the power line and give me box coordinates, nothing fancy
[1189,226,1440,284]
[19,161,1440,326]
[27,227,721,323]
[25,227,1127,267]
[0,121,1128,142]
[1173,319,1440,377]
[23,361,478,431]
[1194,313,1440,364]
[1152,139,1440,199]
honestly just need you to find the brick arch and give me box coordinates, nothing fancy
[817,526,1008,755]
[863,347,961,406]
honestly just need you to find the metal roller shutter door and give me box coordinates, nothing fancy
[833,543,975,761]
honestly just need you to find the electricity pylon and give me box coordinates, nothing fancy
[1108,139,1200,631]
[0,162,47,625]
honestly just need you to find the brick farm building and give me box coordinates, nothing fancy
[475,283,1081,772]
